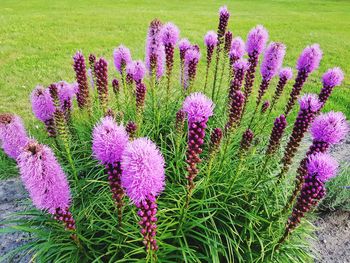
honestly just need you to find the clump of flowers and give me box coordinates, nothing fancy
[121,138,165,251]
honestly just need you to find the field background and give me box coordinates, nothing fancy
[0,0,349,124]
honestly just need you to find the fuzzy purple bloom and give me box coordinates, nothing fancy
[296,44,323,73]
[56,81,76,110]
[321,67,344,88]
[178,38,191,60]
[0,114,28,160]
[298,93,322,112]
[17,140,71,214]
[129,60,146,83]
[121,138,165,204]
[113,45,132,74]
[204,31,218,48]
[311,112,349,145]
[31,86,55,122]
[230,37,245,62]
[260,42,286,80]
[92,116,129,164]
[161,22,179,46]
[307,153,338,183]
[279,67,293,80]
[183,92,214,123]
[246,25,269,56]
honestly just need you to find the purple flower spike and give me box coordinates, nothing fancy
[204,31,218,48]
[261,100,270,113]
[56,82,76,112]
[31,86,56,137]
[204,31,218,90]
[121,138,165,248]
[179,38,191,58]
[279,94,322,179]
[18,140,71,214]
[284,44,323,116]
[183,46,201,90]
[270,67,293,111]
[229,37,245,67]
[94,58,109,113]
[297,44,323,73]
[307,153,338,183]
[129,60,146,84]
[121,137,165,204]
[0,114,28,160]
[224,31,233,54]
[280,67,293,80]
[113,45,132,75]
[161,22,179,46]
[230,59,249,91]
[112,78,120,96]
[209,128,223,157]
[246,25,269,56]
[319,67,344,109]
[261,42,286,80]
[183,93,214,193]
[311,111,349,145]
[225,90,245,133]
[145,19,165,80]
[217,6,230,39]
[31,86,55,122]
[92,116,129,165]
[240,129,254,153]
[266,114,287,156]
[73,51,90,109]
[126,120,137,140]
[281,152,338,245]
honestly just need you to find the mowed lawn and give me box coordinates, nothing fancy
[0,0,349,122]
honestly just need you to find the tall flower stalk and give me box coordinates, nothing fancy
[278,153,338,246]
[161,22,179,101]
[278,94,322,181]
[113,45,132,92]
[183,46,201,93]
[203,31,218,92]
[94,57,109,114]
[17,140,78,243]
[229,37,245,81]
[178,38,191,87]
[56,81,76,125]
[265,115,287,156]
[92,117,129,225]
[216,31,232,99]
[136,82,147,132]
[182,93,214,206]
[112,78,120,110]
[318,67,344,112]
[241,25,268,117]
[0,114,28,159]
[145,19,165,87]
[270,67,293,112]
[284,44,322,116]
[211,6,230,101]
[88,53,96,87]
[121,138,165,253]
[286,112,348,210]
[73,51,91,111]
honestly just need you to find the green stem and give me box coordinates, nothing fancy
[216,54,228,101]
[211,44,222,101]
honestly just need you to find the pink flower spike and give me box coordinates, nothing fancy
[307,152,338,183]
[121,138,165,204]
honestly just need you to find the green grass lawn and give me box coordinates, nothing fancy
[0,0,349,124]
